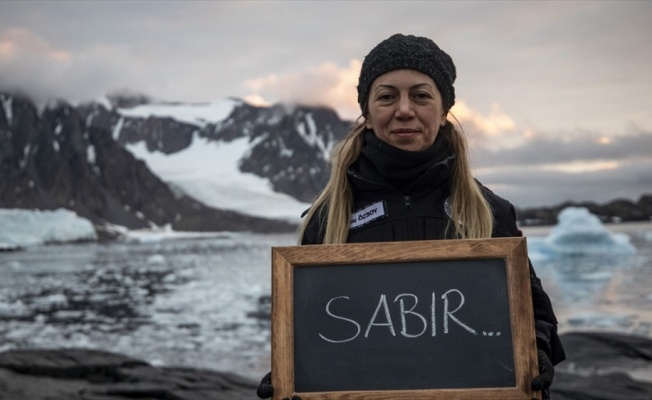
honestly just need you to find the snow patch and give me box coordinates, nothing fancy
[296,112,330,159]
[87,145,96,164]
[95,96,112,111]
[1,96,12,125]
[117,99,240,128]
[127,136,309,222]
[112,117,124,141]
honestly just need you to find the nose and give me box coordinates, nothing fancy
[395,95,415,119]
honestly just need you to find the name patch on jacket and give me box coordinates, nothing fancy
[350,201,387,229]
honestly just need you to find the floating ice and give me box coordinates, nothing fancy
[567,311,634,330]
[147,254,166,265]
[644,230,652,242]
[0,209,97,247]
[542,207,636,255]
[0,300,29,318]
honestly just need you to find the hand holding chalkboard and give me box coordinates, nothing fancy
[531,349,554,399]
[256,371,273,399]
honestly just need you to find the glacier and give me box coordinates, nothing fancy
[0,209,97,249]
[127,135,311,223]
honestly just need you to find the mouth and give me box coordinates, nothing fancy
[391,129,420,137]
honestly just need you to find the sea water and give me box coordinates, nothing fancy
[0,232,294,380]
[0,212,651,381]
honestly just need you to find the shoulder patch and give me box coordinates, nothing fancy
[350,201,388,229]
[444,197,452,218]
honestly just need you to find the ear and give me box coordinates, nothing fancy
[440,114,447,127]
[365,117,373,130]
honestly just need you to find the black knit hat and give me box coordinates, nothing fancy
[357,34,456,112]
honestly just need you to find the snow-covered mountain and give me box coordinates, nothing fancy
[0,92,351,236]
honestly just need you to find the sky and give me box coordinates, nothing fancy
[0,0,651,209]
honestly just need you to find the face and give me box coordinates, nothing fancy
[365,69,447,152]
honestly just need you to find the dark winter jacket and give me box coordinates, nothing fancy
[300,133,566,365]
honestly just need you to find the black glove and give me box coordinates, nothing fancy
[531,349,554,399]
[257,371,273,399]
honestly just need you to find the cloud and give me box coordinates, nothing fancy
[471,128,652,207]
[0,28,145,105]
[452,101,516,137]
[0,28,75,101]
[450,101,528,152]
[0,28,71,63]
[244,59,362,120]
[243,94,271,108]
[478,157,652,208]
[449,97,652,207]
[471,128,652,169]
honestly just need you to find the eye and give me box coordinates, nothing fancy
[376,92,395,101]
[413,91,432,100]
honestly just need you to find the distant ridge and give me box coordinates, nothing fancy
[516,194,652,226]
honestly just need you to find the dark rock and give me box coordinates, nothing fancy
[105,91,152,109]
[553,372,652,400]
[552,332,652,400]
[638,195,652,218]
[0,348,258,400]
[247,294,271,321]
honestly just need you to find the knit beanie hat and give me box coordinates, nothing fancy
[357,33,456,112]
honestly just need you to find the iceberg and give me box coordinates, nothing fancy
[525,207,638,310]
[541,207,636,255]
[0,209,97,248]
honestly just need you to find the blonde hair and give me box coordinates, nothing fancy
[297,117,493,244]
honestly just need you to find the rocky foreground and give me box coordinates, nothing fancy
[0,332,650,399]
[552,332,652,400]
[0,349,257,400]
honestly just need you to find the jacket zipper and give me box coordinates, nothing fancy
[404,195,415,239]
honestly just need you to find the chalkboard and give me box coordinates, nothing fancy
[271,238,540,400]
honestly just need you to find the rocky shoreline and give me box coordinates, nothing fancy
[0,331,650,399]
[0,348,258,400]
[554,331,652,400]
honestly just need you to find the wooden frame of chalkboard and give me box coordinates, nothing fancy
[271,237,540,400]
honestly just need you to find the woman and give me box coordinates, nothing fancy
[258,33,565,399]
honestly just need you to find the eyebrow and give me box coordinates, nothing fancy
[373,82,435,91]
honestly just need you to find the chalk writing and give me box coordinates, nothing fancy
[317,289,499,343]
